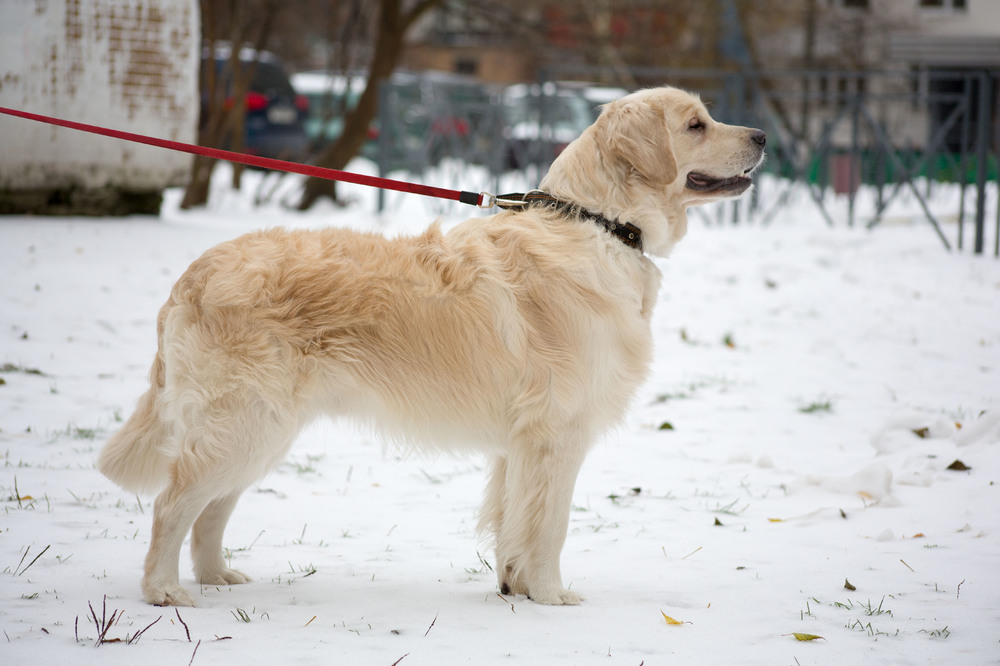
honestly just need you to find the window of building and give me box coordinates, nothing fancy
[828,0,870,8]
[919,0,967,10]
[454,58,478,76]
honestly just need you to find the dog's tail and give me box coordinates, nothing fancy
[98,349,172,495]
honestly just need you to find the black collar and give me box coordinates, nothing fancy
[495,191,643,252]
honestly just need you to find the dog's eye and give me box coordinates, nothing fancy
[688,118,706,132]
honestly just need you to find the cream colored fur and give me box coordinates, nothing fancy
[99,86,765,607]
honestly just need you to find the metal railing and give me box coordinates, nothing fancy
[373,68,999,255]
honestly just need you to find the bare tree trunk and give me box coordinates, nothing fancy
[311,0,371,152]
[180,0,279,209]
[297,0,441,210]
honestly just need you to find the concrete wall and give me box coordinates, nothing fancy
[0,0,199,213]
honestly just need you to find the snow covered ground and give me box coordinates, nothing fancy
[2,165,998,665]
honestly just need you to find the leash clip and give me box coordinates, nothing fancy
[478,191,530,209]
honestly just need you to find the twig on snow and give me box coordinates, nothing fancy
[424,613,438,637]
[176,608,191,641]
[126,616,161,645]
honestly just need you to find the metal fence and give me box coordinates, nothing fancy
[374,68,999,255]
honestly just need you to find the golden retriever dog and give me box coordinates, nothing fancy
[99,86,765,607]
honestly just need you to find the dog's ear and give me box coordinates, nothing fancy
[598,99,678,185]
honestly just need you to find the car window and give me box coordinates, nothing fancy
[204,58,295,97]
[251,62,295,96]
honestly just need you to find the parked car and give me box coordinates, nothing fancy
[292,70,495,171]
[580,85,629,119]
[290,71,378,160]
[201,47,309,161]
[501,82,595,170]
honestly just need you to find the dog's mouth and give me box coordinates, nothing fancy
[685,170,754,195]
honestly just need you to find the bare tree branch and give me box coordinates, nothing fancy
[297,0,443,210]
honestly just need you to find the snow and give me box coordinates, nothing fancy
[2,164,999,665]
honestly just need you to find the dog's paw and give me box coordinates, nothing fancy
[198,567,252,586]
[527,585,584,606]
[143,582,196,607]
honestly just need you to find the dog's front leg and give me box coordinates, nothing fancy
[492,432,589,605]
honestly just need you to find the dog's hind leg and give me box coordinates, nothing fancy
[494,428,589,605]
[191,492,252,586]
[141,389,300,606]
[143,478,217,607]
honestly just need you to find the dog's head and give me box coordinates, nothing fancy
[540,86,765,257]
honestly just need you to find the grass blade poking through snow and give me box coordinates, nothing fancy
[16,545,50,576]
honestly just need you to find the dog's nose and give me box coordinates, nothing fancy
[751,130,766,147]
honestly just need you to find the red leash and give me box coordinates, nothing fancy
[0,105,486,207]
